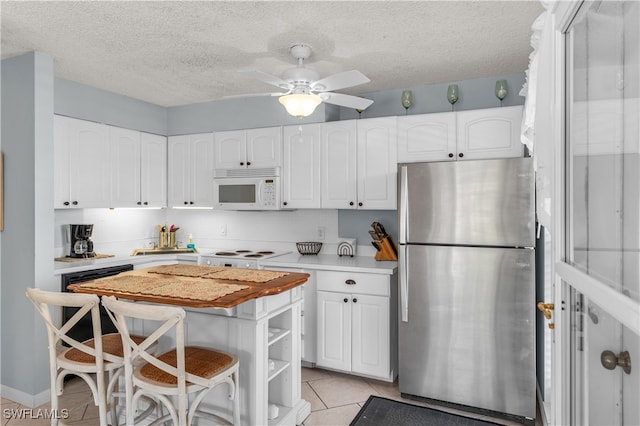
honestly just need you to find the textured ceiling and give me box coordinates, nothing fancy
[1,1,543,107]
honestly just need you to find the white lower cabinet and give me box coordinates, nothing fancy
[316,270,397,382]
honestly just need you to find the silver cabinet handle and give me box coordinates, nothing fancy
[345,279,356,285]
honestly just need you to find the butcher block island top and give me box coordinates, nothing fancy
[68,264,310,308]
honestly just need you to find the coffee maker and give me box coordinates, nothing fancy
[68,224,95,258]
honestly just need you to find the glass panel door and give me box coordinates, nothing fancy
[562,1,640,424]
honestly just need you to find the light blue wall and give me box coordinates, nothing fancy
[342,73,526,120]
[1,52,55,397]
[166,96,330,136]
[55,78,167,135]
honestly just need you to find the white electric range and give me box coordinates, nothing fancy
[198,248,289,269]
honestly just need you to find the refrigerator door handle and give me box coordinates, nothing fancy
[399,165,408,244]
[399,244,409,322]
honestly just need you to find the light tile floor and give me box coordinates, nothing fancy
[1,368,542,425]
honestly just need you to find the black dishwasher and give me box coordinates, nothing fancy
[61,264,134,343]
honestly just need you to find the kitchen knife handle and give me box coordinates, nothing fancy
[399,244,409,322]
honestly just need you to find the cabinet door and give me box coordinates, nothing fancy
[214,129,246,169]
[190,133,215,207]
[167,135,191,207]
[357,117,397,209]
[397,112,456,162]
[109,126,140,208]
[321,120,357,209]
[247,127,282,168]
[317,291,351,371]
[141,133,167,207]
[456,105,524,160]
[282,124,321,208]
[351,294,390,378]
[54,115,72,208]
[69,118,110,207]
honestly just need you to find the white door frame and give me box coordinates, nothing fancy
[550,1,640,425]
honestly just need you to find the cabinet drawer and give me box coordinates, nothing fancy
[316,270,389,296]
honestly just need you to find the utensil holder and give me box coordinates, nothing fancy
[159,232,176,248]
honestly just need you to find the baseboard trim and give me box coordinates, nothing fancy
[1,385,49,408]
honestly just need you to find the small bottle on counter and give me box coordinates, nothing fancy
[187,233,195,250]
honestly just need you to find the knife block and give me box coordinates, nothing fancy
[374,235,398,261]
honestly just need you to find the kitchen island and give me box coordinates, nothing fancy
[70,264,311,426]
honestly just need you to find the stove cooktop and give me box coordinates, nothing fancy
[204,249,286,260]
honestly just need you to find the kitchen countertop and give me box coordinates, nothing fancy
[54,250,397,276]
[260,253,397,274]
[54,252,200,275]
[68,266,310,308]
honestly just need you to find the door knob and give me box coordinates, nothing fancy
[601,350,632,375]
[537,302,555,329]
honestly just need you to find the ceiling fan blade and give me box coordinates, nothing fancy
[320,93,374,110]
[223,92,285,99]
[240,70,292,90]
[311,70,370,92]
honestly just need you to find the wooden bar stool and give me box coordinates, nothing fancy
[102,296,240,426]
[26,288,154,425]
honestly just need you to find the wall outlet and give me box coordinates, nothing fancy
[316,226,325,240]
[220,224,227,237]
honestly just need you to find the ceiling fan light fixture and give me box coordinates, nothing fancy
[279,93,322,118]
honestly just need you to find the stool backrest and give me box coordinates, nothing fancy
[26,288,112,364]
[102,296,211,388]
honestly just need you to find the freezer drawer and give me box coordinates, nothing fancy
[398,158,535,247]
[398,244,535,419]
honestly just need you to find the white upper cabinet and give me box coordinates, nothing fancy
[214,127,282,170]
[282,123,321,209]
[109,126,141,207]
[167,133,214,208]
[321,120,358,209]
[55,115,167,209]
[357,117,397,210]
[456,105,524,160]
[54,115,110,208]
[397,112,456,162]
[140,132,167,208]
[398,106,524,162]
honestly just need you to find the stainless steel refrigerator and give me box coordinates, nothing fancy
[398,158,536,423]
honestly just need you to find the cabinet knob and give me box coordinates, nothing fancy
[137,201,142,205]
[143,201,148,205]
[240,162,244,166]
[190,201,194,205]
[63,201,70,206]
[448,153,454,158]
[353,298,358,303]
[283,201,288,206]
[345,279,356,285]
[459,153,464,158]
[247,161,251,166]
[343,298,349,303]
[184,201,188,205]
[349,201,354,206]
[358,202,363,207]
[72,201,78,205]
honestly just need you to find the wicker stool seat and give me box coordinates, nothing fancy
[64,333,146,363]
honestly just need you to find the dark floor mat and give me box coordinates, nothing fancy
[350,396,505,426]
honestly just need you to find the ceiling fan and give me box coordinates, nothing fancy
[239,44,374,118]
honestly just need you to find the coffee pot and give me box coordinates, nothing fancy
[68,224,95,258]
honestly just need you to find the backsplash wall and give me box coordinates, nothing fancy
[54,208,344,256]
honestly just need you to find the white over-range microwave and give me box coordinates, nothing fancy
[213,167,281,210]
